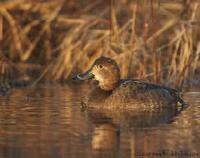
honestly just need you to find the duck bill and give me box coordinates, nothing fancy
[73,69,94,81]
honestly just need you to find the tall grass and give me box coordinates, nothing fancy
[0,0,199,87]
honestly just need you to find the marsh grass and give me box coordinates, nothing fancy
[0,0,199,87]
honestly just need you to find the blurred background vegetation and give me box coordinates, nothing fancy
[0,0,199,88]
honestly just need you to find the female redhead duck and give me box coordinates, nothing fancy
[73,57,186,111]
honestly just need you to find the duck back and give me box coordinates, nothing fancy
[86,80,185,112]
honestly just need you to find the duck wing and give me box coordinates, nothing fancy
[118,79,186,106]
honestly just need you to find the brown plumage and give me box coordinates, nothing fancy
[74,57,187,111]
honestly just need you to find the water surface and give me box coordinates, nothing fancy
[0,84,199,158]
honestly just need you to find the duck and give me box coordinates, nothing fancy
[73,57,186,111]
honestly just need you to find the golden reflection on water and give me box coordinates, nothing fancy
[0,84,199,158]
[92,123,119,150]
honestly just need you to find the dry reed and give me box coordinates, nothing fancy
[0,0,199,87]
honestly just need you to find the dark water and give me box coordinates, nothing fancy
[0,84,199,158]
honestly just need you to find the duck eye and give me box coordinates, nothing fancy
[99,65,103,69]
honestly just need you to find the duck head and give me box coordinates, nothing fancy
[74,57,120,91]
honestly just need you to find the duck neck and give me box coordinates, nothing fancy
[99,79,119,91]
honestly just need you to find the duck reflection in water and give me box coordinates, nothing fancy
[73,56,187,111]
[88,102,184,158]
[92,123,119,150]
[90,116,120,158]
